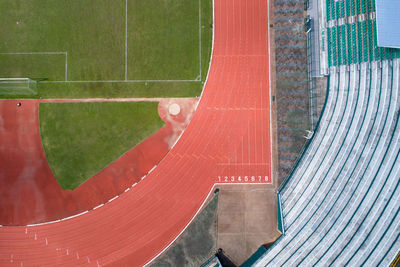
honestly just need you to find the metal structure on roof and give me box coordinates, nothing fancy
[376,0,400,48]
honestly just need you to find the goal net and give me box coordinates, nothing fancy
[0,78,38,96]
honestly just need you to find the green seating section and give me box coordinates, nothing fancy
[332,27,337,66]
[346,24,352,64]
[341,25,347,64]
[327,27,332,67]
[361,21,368,61]
[351,23,357,63]
[357,21,362,62]
[350,0,356,16]
[327,0,331,20]
[340,1,345,18]
[336,1,340,20]
[325,0,400,67]
[356,0,361,14]
[361,0,366,14]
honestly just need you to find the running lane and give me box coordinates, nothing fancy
[0,0,271,265]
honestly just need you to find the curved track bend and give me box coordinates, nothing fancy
[0,0,271,266]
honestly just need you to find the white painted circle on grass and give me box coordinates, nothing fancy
[168,103,181,115]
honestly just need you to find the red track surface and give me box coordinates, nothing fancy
[0,0,271,265]
[0,98,198,226]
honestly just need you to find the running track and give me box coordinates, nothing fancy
[0,0,271,265]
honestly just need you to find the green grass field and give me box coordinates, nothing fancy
[39,102,165,190]
[0,0,213,98]
[4,0,212,189]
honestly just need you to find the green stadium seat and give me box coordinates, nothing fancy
[367,20,373,61]
[351,0,356,16]
[333,27,337,65]
[361,0,366,14]
[340,1,345,18]
[380,47,385,61]
[338,26,341,65]
[346,0,351,17]
[327,0,330,20]
[327,27,332,67]
[341,25,347,64]
[347,24,353,63]
[371,20,379,61]
[357,22,362,62]
[386,48,391,60]
[362,21,368,61]
[356,0,361,15]
[336,1,340,19]
[390,49,395,60]
[351,23,357,63]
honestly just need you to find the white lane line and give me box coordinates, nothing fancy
[60,210,89,221]
[108,195,119,203]
[125,0,128,81]
[148,165,157,174]
[93,203,104,210]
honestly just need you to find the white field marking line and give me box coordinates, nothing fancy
[125,0,128,81]
[0,52,66,55]
[0,78,32,80]
[199,0,202,79]
[39,79,199,83]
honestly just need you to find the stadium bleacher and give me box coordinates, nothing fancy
[255,58,400,266]
[325,0,400,67]
[251,0,400,265]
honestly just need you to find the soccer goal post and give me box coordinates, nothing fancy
[0,78,38,96]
